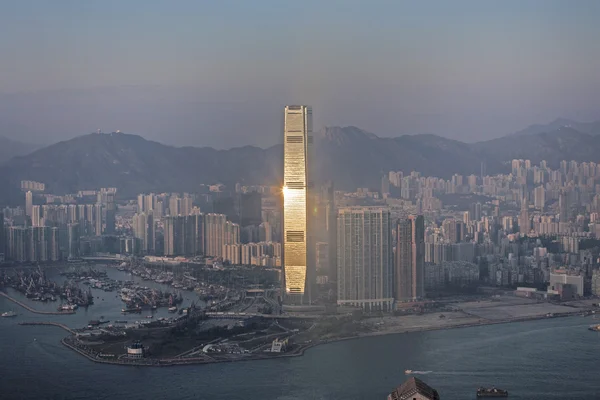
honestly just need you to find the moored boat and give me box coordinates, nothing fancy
[477,387,508,397]
[1,311,17,317]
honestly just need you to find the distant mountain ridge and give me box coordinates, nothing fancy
[0,136,38,164]
[2,118,600,204]
[510,118,600,137]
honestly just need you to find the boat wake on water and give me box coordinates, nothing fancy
[404,370,433,375]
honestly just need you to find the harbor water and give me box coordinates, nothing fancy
[1,266,600,399]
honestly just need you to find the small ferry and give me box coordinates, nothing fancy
[1,311,17,318]
[477,387,508,397]
[404,370,412,375]
[588,324,600,332]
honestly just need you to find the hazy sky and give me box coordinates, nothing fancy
[1,0,599,148]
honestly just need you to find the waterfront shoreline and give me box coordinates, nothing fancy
[28,309,583,367]
[0,291,75,315]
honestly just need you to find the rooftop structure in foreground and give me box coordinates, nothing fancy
[388,377,440,400]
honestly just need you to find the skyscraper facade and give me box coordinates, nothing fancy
[104,193,116,234]
[283,105,313,301]
[25,191,33,219]
[337,207,394,311]
[133,212,155,254]
[396,215,425,302]
[519,201,530,234]
[317,181,337,283]
[31,205,42,227]
[240,192,262,227]
[67,223,80,260]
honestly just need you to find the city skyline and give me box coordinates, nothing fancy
[3,2,600,398]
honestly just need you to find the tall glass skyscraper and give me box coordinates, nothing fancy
[283,105,313,301]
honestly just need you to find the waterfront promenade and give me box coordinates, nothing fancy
[0,291,75,315]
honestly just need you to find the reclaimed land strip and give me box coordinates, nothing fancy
[0,291,75,315]
[316,311,582,347]
[20,310,582,367]
[59,337,307,367]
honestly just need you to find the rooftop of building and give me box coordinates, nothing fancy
[388,377,440,400]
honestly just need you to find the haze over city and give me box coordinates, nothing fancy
[4,2,600,400]
[2,0,600,147]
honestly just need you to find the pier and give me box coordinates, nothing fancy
[19,321,76,334]
[0,292,75,315]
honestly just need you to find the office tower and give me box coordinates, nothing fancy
[315,182,337,283]
[133,212,154,254]
[50,227,59,261]
[213,197,236,221]
[283,105,314,302]
[67,204,77,223]
[67,223,80,259]
[492,199,500,218]
[29,226,51,262]
[190,213,205,255]
[519,200,530,234]
[443,219,465,243]
[163,216,175,256]
[163,214,206,257]
[105,193,116,234]
[163,215,184,256]
[181,195,193,217]
[559,190,569,222]
[201,213,239,258]
[259,222,272,242]
[388,171,403,188]
[25,191,33,218]
[396,215,425,301]
[94,204,103,236]
[31,205,42,227]
[240,192,262,227]
[316,242,329,277]
[137,194,145,212]
[337,207,394,311]
[169,195,181,216]
[381,175,390,197]
[534,186,545,211]
[204,213,226,257]
[469,202,482,222]
[7,227,27,262]
[155,200,165,218]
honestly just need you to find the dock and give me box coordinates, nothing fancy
[0,291,75,315]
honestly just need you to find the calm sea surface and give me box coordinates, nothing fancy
[1,266,599,400]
